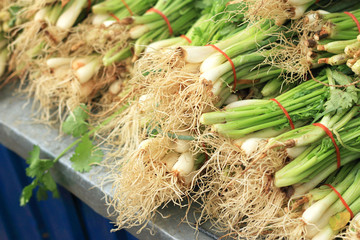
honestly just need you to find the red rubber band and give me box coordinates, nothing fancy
[109,13,121,22]
[325,184,354,219]
[344,12,360,33]
[121,0,133,16]
[87,0,91,13]
[206,44,237,90]
[270,98,295,130]
[180,35,192,44]
[147,8,173,35]
[313,123,341,169]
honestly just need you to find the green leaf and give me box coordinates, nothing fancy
[20,181,37,206]
[42,172,59,197]
[36,185,49,201]
[62,104,89,137]
[20,146,59,206]
[70,134,103,172]
[25,146,54,178]
[26,145,40,165]
[323,69,359,115]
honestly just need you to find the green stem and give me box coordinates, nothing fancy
[54,104,129,162]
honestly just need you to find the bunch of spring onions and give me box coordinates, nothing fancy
[10,0,96,76]
[300,8,360,71]
[144,0,245,52]
[91,0,157,25]
[200,74,330,139]
[105,133,209,230]
[43,0,156,96]
[287,162,360,239]
[275,115,360,188]
[103,0,201,63]
[198,21,287,106]
[264,67,358,150]
[264,1,360,81]
[50,0,202,100]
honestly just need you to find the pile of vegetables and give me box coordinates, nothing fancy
[1,0,360,239]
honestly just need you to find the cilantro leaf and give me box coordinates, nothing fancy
[62,104,89,137]
[323,70,359,116]
[70,134,103,172]
[25,145,55,178]
[20,146,59,206]
[20,181,37,206]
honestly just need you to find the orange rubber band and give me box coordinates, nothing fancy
[180,35,192,44]
[325,184,354,219]
[121,0,133,16]
[87,0,91,13]
[313,123,341,168]
[147,8,173,35]
[206,44,237,90]
[270,98,295,130]
[344,12,360,33]
[109,13,121,22]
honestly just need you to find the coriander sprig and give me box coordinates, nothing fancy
[20,104,128,206]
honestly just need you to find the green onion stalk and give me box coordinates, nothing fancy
[313,9,360,42]
[260,77,298,98]
[91,0,156,25]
